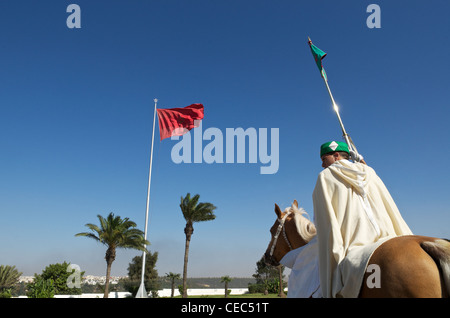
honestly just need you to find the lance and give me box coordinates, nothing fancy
[308,37,365,163]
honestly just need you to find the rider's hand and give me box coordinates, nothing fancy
[350,150,364,163]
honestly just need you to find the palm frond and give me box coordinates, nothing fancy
[75,212,147,251]
[74,232,101,241]
[180,193,217,223]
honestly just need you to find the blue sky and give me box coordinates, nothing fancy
[1,1,449,278]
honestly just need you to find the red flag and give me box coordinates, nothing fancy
[156,104,204,140]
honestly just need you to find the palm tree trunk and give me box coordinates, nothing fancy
[104,262,112,298]
[182,223,193,298]
[104,247,116,298]
[278,265,285,298]
[171,279,175,298]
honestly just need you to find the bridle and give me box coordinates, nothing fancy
[268,210,294,258]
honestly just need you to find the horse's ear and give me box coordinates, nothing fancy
[274,204,282,219]
[293,200,298,208]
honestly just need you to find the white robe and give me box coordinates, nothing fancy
[312,160,412,298]
[280,236,322,298]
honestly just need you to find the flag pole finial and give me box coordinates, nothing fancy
[308,36,312,45]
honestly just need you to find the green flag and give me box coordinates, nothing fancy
[308,37,327,81]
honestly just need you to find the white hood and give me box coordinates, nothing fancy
[328,159,370,197]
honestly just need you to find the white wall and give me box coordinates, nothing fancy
[19,288,249,298]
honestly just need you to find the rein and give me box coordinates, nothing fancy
[268,210,294,257]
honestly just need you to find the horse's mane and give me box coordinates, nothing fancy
[285,204,317,243]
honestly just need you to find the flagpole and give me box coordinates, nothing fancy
[136,98,158,298]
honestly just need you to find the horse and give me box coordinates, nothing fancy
[264,200,450,298]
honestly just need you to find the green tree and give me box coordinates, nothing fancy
[253,257,280,283]
[165,272,181,298]
[220,275,232,298]
[75,212,149,298]
[0,265,22,298]
[27,277,55,298]
[180,193,217,298]
[251,256,285,294]
[124,252,159,297]
[35,261,85,295]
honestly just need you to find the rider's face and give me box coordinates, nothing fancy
[321,152,339,169]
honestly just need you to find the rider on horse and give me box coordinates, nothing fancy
[312,141,412,297]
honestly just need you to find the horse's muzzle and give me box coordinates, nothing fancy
[264,251,280,267]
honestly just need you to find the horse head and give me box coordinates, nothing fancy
[264,200,317,266]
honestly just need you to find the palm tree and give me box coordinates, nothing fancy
[220,275,232,298]
[180,193,216,298]
[0,265,22,296]
[75,212,149,298]
[165,272,181,298]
